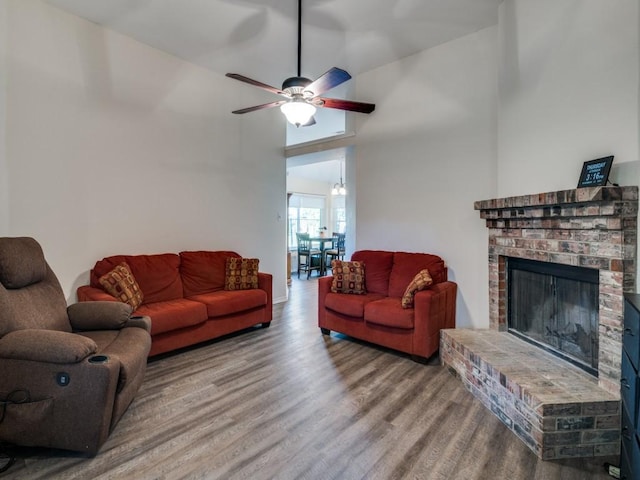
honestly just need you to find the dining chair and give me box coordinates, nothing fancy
[325,232,346,273]
[296,233,323,279]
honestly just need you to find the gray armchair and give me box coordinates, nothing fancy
[0,237,151,455]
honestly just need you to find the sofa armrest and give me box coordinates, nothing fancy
[258,272,273,321]
[68,301,132,331]
[318,276,333,325]
[413,281,457,353]
[0,329,97,363]
[77,285,119,302]
[414,281,457,328]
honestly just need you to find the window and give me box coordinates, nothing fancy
[331,195,346,234]
[288,194,325,249]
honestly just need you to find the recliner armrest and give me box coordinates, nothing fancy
[0,329,97,364]
[124,315,152,332]
[67,301,132,331]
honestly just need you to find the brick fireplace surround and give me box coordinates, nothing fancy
[441,186,638,460]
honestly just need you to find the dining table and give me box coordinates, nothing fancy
[309,235,337,276]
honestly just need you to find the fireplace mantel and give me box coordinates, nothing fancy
[474,185,637,213]
[474,186,638,393]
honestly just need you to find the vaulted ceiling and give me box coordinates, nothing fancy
[45,0,502,86]
[43,0,503,179]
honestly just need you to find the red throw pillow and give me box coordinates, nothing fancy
[331,260,366,295]
[98,262,144,310]
[401,269,433,308]
[224,258,259,290]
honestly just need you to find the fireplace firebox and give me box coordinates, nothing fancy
[507,257,599,376]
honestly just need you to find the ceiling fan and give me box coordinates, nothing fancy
[226,0,375,127]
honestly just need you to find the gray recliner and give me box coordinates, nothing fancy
[0,237,151,455]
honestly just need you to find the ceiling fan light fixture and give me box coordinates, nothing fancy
[280,99,316,127]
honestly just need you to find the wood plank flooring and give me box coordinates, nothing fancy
[1,278,619,479]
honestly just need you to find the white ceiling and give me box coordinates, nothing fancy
[43,0,502,181]
[45,0,502,88]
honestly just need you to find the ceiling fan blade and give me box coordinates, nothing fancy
[226,73,286,96]
[302,116,316,127]
[318,97,376,114]
[232,100,287,114]
[304,67,351,96]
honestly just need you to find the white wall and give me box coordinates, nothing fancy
[4,0,287,303]
[354,27,499,328]
[287,177,332,201]
[498,0,640,196]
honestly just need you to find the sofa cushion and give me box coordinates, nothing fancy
[330,260,366,294]
[224,258,260,290]
[388,252,446,298]
[91,254,183,304]
[364,298,415,329]
[98,262,144,310]
[401,269,433,309]
[135,298,208,335]
[324,292,385,318]
[187,289,267,318]
[351,250,394,296]
[180,251,241,297]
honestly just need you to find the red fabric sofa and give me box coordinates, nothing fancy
[77,251,272,357]
[318,250,457,360]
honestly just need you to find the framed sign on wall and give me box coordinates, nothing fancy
[577,156,614,188]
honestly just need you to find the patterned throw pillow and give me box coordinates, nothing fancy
[401,269,433,309]
[225,257,259,290]
[330,260,366,295]
[98,262,144,310]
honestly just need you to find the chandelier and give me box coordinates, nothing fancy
[331,160,346,196]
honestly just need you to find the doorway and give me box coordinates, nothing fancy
[286,146,355,277]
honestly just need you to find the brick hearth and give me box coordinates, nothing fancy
[441,330,620,459]
[441,186,638,459]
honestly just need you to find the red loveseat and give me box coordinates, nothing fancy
[77,251,272,357]
[318,250,457,361]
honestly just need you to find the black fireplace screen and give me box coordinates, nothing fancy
[507,258,599,376]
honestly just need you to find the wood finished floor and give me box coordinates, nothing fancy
[2,278,618,480]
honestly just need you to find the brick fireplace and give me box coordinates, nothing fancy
[441,186,638,459]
